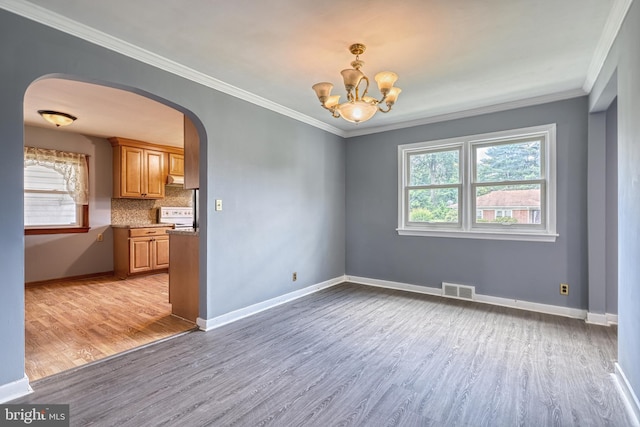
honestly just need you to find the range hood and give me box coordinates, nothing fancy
[166,174,184,186]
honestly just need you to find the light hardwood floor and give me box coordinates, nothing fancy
[18,283,634,426]
[25,273,196,381]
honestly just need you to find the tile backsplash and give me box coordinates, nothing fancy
[111,186,193,225]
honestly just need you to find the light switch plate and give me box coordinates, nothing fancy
[215,199,223,211]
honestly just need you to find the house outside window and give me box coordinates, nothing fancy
[398,124,557,242]
[24,146,90,235]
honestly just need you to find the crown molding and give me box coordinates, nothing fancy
[343,88,586,138]
[0,0,346,137]
[583,0,634,93]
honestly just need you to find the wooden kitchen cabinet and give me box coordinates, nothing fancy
[169,231,199,322]
[110,137,184,199]
[168,153,184,176]
[129,235,169,273]
[183,115,199,189]
[114,226,173,279]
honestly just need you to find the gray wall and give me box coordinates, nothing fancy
[24,126,113,283]
[346,97,588,308]
[206,104,345,316]
[590,0,640,409]
[0,9,345,388]
[605,99,618,314]
[586,96,618,317]
[587,111,607,315]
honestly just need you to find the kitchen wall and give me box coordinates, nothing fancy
[24,125,113,283]
[23,126,193,283]
[111,186,192,225]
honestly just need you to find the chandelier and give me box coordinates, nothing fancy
[312,43,401,124]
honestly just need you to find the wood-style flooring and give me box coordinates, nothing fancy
[25,273,196,381]
[17,283,634,426]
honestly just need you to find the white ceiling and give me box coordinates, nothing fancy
[24,78,185,147]
[7,0,626,140]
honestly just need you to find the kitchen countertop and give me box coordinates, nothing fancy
[111,223,175,229]
[167,228,199,236]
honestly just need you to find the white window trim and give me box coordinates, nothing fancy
[397,124,557,242]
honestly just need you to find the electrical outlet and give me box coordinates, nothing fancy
[97,233,103,242]
[560,283,569,295]
[292,272,297,281]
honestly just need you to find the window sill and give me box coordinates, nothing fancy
[25,227,90,236]
[396,228,558,242]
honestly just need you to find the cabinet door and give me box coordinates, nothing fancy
[130,238,153,273]
[144,149,165,198]
[154,237,170,269]
[120,146,144,197]
[168,153,184,176]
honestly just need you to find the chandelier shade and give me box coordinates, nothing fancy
[338,101,378,124]
[312,43,401,124]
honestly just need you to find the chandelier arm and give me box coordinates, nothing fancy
[378,104,393,113]
[321,104,341,118]
[357,76,370,101]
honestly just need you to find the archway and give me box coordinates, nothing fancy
[23,75,205,380]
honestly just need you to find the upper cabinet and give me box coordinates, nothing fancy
[168,153,184,176]
[110,137,184,199]
[183,115,199,189]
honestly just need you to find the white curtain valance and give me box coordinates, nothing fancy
[24,146,89,205]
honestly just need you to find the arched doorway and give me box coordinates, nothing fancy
[23,76,203,380]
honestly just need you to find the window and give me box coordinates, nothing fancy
[398,124,557,242]
[495,210,512,218]
[24,147,89,235]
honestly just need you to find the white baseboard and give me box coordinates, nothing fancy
[0,375,32,404]
[474,293,587,319]
[586,312,619,326]
[196,275,346,331]
[614,363,640,426]
[346,275,587,320]
[195,274,603,331]
[346,276,442,297]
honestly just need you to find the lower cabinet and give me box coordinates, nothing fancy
[114,226,172,279]
[129,235,169,273]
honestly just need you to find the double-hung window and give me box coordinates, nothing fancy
[24,146,90,234]
[398,124,557,242]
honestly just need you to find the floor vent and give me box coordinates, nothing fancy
[442,282,475,300]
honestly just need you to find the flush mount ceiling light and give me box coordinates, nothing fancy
[37,110,77,127]
[312,43,401,124]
